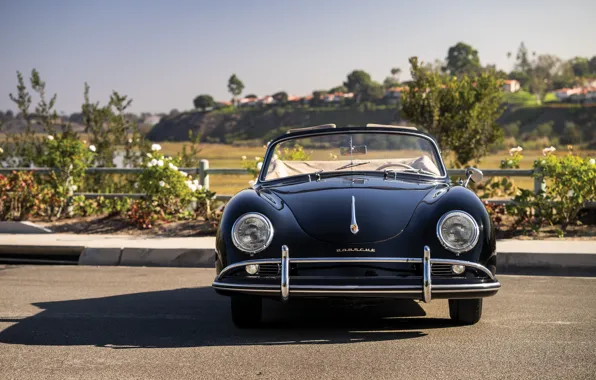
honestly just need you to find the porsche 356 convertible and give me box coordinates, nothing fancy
[212,124,500,327]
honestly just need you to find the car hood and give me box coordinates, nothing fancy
[265,176,439,243]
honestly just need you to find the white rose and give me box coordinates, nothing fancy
[70,185,77,191]
[589,158,595,165]
[89,145,97,152]
[180,171,188,177]
[0,147,4,154]
[134,182,139,189]
[255,157,260,161]
[196,184,203,191]
[151,144,162,152]
[567,190,574,197]
[157,160,164,167]
[168,163,177,171]
[128,138,133,144]
[47,135,54,140]
[159,181,166,187]
[241,156,247,160]
[146,153,152,158]
[257,162,263,170]
[507,160,513,165]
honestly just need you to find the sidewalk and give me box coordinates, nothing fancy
[1,233,595,275]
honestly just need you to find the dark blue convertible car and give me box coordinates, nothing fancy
[212,124,500,327]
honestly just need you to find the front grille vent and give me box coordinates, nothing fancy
[431,263,454,276]
[258,263,280,276]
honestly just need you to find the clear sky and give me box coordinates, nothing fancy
[1,0,594,114]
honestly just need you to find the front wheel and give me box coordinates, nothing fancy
[449,299,483,325]
[231,296,262,328]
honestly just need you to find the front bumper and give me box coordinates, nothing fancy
[212,245,500,302]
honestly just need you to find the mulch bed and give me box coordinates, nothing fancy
[34,214,218,237]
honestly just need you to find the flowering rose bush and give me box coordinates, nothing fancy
[128,144,215,228]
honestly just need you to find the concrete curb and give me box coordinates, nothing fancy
[0,222,53,234]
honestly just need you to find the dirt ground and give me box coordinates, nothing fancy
[35,215,218,237]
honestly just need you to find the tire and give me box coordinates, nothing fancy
[449,298,483,325]
[231,296,262,328]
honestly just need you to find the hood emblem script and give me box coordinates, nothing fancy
[350,196,359,235]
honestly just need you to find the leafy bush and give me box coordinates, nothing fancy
[39,133,95,219]
[479,146,523,199]
[0,171,43,221]
[504,148,596,236]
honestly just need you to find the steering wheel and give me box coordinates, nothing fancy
[376,162,417,171]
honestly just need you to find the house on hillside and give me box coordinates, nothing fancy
[384,87,404,105]
[258,96,277,106]
[502,80,520,93]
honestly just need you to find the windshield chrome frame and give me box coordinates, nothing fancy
[257,129,448,185]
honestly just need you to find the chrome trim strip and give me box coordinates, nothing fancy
[212,282,500,295]
[433,282,501,290]
[423,246,431,303]
[281,245,290,301]
[290,257,423,264]
[431,258,496,281]
[217,257,496,281]
[216,258,281,280]
[350,196,359,235]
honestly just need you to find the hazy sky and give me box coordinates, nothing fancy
[1,0,594,114]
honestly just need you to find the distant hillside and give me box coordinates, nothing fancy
[146,107,401,144]
[147,104,596,146]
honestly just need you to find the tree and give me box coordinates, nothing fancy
[169,109,180,117]
[383,77,400,90]
[328,85,347,94]
[343,70,383,103]
[227,74,244,105]
[193,94,215,111]
[570,57,590,77]
[244,94,258,99]
[272,91,288,103]
[443,42,481,77]
[390,67,401,81]
[311,90,327,107]
[400,57,504,166]
[344,70,372,103]
[589,56,596,75]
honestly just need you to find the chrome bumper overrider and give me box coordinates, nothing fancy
[212,245,501,302]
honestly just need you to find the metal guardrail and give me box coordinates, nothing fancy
[0,160,544,202]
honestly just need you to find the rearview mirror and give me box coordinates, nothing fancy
[340,145,367,156]
[464,167,483,187]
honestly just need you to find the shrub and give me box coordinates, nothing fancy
[128,144,215,228]
[38,133,95,219]
[0,171,43,221]
[506,147,596,236]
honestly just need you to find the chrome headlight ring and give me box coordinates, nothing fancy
[436,210,480,255]
[231,212,274,254]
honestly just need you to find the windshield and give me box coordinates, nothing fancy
[262,132,444,181]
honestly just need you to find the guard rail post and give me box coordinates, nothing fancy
[199,159,211,215]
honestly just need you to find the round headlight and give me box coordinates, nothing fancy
[436,211,479,254]
[232,213,274,254]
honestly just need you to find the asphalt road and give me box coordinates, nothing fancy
[0,266,594,380]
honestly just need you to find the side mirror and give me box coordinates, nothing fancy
[464,167,483,187]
